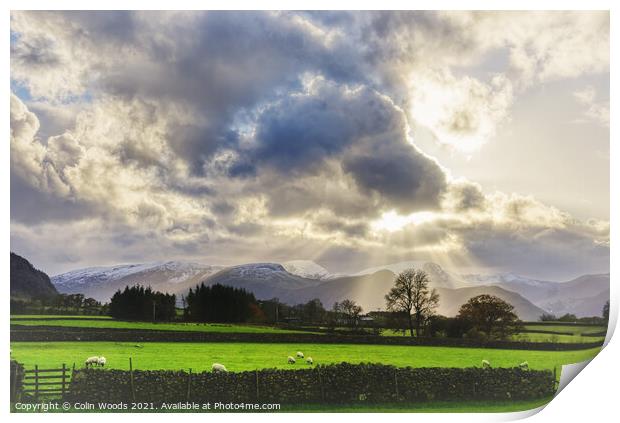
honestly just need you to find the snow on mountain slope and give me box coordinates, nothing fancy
[201,262,326,300]
[52,261,224,302]
[282,260,332,280]
[50,258,609,318]
[460,272,553,287]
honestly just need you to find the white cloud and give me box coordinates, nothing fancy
[408,69,513,153]
[573,86,610,127]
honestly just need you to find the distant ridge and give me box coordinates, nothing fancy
[50,259,609,319]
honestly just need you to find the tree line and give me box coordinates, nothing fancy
[11,293,105,316]
[105,267,608,341]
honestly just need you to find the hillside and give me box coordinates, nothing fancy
[10,252,58,300]
[493,274,609,317]
[434,286,546,321]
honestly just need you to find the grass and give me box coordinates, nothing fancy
[521,324,606,335]
[10,341,601,373]
[373,326,606,343]
[11,316,607,342]
[511,333,605,343]
[10,317,309,334]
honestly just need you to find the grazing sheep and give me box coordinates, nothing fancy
[97,356,106,367]
[482,359,491,369]
[211,363,228,373]
[296,351,304,359]
[288,356,296,364]
[306,357,313,365]
[519,361,529,371]
[85,356,100,368]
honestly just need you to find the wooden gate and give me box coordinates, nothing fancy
[22,364,72,400]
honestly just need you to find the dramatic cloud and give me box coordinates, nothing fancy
[10,11,609,279]
[408,70,513,152]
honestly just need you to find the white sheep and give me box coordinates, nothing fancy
[306,357,313,365]
[296,351,304,359]
[97,356,106,367]
[482,359,491,369]
[519,361,529,371]
[211,363,228,373]
[288,356,296,364]
[85,356,100,368]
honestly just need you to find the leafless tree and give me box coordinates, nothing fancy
[385,269,439,336]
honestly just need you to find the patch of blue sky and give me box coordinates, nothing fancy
[10,79,94,105]
[10,30,20,44]
[10,80,32,101]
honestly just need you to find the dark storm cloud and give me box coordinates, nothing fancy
[91,11,367,172]
[249,82,400,173]
[342,145,446,212]
[239,79,448,214]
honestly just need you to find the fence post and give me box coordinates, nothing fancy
[129,357,136,402]
[61,363,67,399]
[34,364,39,401]
[187,368,192,401]
[255,369,259,401]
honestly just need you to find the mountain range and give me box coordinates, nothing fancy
[49,259,609,320]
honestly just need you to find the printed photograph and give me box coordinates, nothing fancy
[9,10,610,413]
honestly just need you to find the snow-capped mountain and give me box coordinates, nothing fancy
[52,261,224,302]
[50,258,609,318]
[460,272,552,287]
[203,263,325,299]
[282,260,333,280]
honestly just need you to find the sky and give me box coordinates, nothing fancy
[9,11,610,280]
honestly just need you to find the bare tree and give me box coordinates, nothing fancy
[385,269,439,337]
[333,299,363,327]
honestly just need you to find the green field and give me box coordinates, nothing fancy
[10,316,607,343]
[10,341,600,373]
[511,332,605,343]
[521,324,606,335]
[10,317,308,334]
[366,325,606,343]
